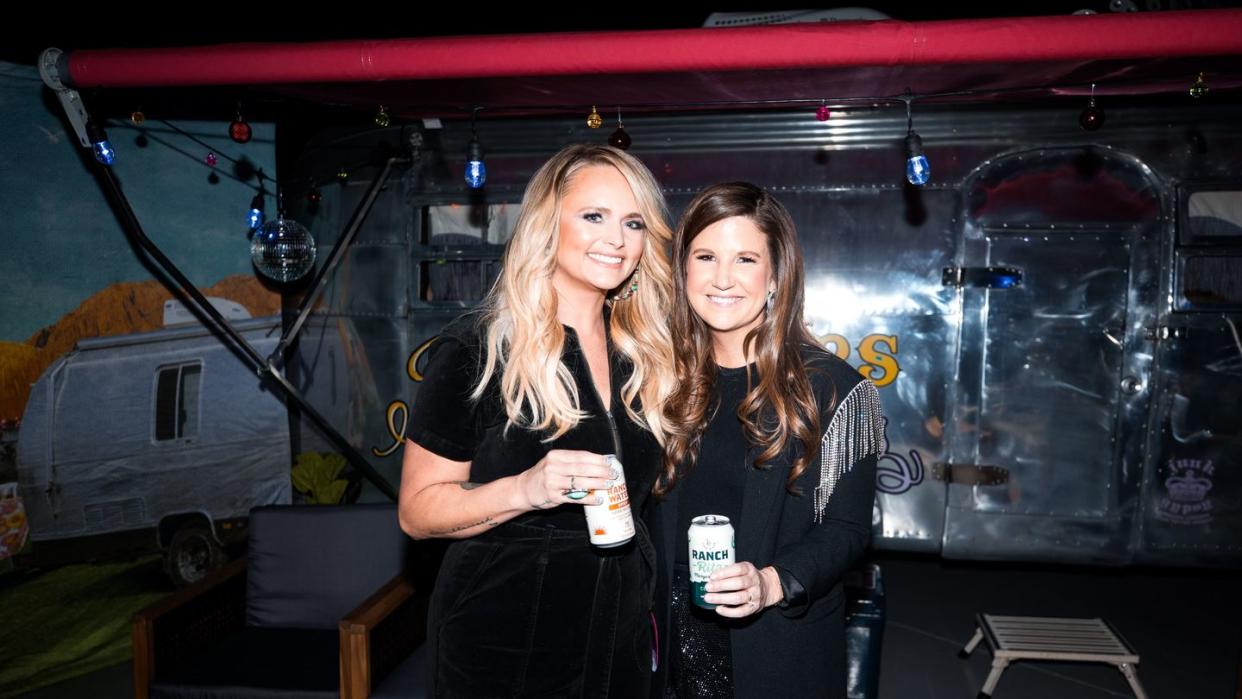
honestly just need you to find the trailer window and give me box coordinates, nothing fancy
[418,258,500,302]
[416,203,510,303]
[1186,190,1242,243]
[155,363,201,441]
[426,203,516,245]
[1180,256,1242,310]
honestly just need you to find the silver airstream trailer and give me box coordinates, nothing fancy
[283,103,1242,568]
[31,11,1242,573]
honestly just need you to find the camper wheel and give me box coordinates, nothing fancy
[164,524,224,587]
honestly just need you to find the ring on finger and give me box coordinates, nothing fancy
[562,475,588,500]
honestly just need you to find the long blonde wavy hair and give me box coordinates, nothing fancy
[471,144,676,444]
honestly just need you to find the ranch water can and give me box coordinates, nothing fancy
[689,514,735,609]
[584,455,634,548]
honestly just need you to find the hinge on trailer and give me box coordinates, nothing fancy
[942,267,1023,289]
[931,463,1010,486]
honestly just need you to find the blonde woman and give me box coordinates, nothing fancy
[399,144,676,697]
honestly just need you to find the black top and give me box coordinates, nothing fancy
[674,364,752,565]
[407,311,662,529]
[409,313,662,697]
[651,344,881,699]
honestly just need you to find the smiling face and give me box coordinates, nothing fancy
[551,164,647,301]
[684,215,775,365]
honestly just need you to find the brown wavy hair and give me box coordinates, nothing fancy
[655,182,825,497]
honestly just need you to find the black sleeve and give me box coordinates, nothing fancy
[406,334,484,462]
[772,564,807,610]
[768,367,881,617]
[771,453,876,617]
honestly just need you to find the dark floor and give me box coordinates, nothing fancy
[17,662,131,699]
[17,554,1242,698]
[877,556,1242,699]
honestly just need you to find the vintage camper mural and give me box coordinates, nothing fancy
[0,62,288,581]
[16,300,292,585]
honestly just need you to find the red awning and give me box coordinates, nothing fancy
[63,9,1242,116]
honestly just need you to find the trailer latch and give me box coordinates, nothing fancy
[932,463,1010,485]
[1144,325,1187,341]
[942,267,1023,289]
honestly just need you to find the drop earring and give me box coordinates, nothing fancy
[613,268,640,301]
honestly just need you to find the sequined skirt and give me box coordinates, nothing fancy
[667,563,734,698]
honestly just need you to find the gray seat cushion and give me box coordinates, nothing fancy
[246,503,410,629]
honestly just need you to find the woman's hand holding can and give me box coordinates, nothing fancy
[513,450,616,510]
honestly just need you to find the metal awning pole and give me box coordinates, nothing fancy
[269,156,406,366]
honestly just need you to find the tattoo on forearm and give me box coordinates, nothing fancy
[430,516,496,535]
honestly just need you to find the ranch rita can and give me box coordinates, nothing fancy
[584,455,634,548]
[689,515,735,609]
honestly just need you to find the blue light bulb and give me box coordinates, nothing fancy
[465,159,486,189]
[93,139,116,165]
[906,155,930,186]
[465,137,486,189]
[247,193,266,230]
[904,131,930,186]
[87,122,116,166]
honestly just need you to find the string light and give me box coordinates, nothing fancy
[465,108,486,189]
[902,93,929,186]
[247,191,265,230]
[87,121,116,166]
[1079,83,1104,131]
[230,104,252,143]
[586,105,603,129]
[1189,72,1209,99]
[608,107,631,150]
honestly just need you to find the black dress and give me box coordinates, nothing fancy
[651,345,882,699]
[407,312,661,698]
[666,364,751,697]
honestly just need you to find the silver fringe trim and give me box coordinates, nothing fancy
[813,379,885,523]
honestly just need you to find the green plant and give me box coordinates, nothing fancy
[291,452,350,505]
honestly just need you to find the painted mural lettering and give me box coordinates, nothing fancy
[378,334,897,457]
[1155,458,1214,525]
[858,335,899,387]
[819,334,850,361]
[406,336,437,382]
[371,401,409,457]
[816,333,901,388]
[373,336,438,457]
[874,417,925,495]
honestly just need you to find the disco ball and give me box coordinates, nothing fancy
[250,217,316,282]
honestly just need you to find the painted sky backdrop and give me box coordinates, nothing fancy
[0,61,277,342]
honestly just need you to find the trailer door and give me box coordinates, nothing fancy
[941,147,1162,562]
